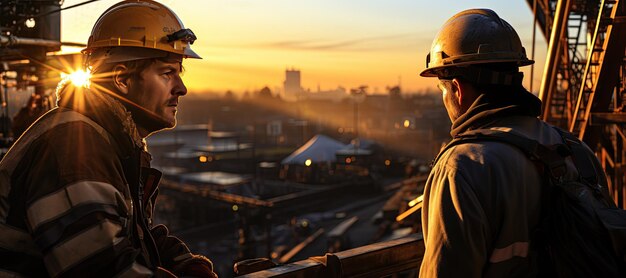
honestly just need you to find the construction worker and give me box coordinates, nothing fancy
[418,9,607,277]
[0,1,217,277]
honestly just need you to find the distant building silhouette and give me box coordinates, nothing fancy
[284,68,304,100]
[283,68,348,102]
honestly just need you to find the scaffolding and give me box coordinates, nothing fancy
[533,0,626,208]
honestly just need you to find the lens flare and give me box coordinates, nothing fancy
[65,69,92,88]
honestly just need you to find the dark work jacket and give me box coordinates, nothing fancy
[420,88,607,278]
[0,84,163,277]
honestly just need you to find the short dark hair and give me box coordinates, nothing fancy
[90,58,158,82]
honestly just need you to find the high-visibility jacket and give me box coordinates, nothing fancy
[419,90,606,277]
[0,85,192,277]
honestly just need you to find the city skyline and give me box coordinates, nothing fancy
[59,0,548,95]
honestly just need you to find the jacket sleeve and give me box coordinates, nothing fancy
[419,160,489,278]
[22,123,152,277]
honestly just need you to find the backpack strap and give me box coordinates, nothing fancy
[553,128,599,186]
[432,129,569,181]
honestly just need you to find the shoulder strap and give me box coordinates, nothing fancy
[552,128,599,185]
[432,129,569,180]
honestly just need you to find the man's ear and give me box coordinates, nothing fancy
[113,64,130,95]
[452,78,476,110]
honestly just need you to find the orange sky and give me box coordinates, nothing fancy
[59,0,548,95]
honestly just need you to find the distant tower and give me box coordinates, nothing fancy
[284,68,303,100]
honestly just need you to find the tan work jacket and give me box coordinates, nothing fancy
[420,91,596,277]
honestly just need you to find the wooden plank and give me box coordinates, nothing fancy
[327,216,359,238]
[396,203,422,222]
[396,195,424,222]
[239,234,424,277]
[279,228,325,264]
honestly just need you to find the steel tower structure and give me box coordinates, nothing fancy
[530,0,626,208]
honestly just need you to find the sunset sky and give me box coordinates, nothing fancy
[59,0,548,95]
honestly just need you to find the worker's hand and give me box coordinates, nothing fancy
[151,224,193,268]
[150,224,218,277]
[173,254,218,278]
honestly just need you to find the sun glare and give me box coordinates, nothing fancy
[65,69,92,88]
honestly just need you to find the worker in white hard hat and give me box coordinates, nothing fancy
[0,1,217,277]
[418,9,607,277]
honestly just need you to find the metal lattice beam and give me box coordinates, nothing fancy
[531,0,626,208]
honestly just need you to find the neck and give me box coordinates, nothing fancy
[128,112,169,138]
[137,126,150,138]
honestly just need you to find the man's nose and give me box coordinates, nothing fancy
[173,75,187,96]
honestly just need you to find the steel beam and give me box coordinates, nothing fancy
[590,112,626,124]
[582,7,626,144]
[540,0,572,120]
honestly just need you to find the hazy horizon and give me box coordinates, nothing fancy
[59,0,548,95]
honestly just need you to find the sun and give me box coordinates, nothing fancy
[64,69,92,88]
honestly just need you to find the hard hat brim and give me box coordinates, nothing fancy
[184,47,202,59]
[420,58,534,78]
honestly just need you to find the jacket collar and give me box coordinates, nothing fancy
[450,86,542,137]
[56,83,146,154]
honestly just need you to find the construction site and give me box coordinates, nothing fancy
[1,0,625,277]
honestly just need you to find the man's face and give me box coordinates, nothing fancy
[127,58,187,133]
[437,79,462,123]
